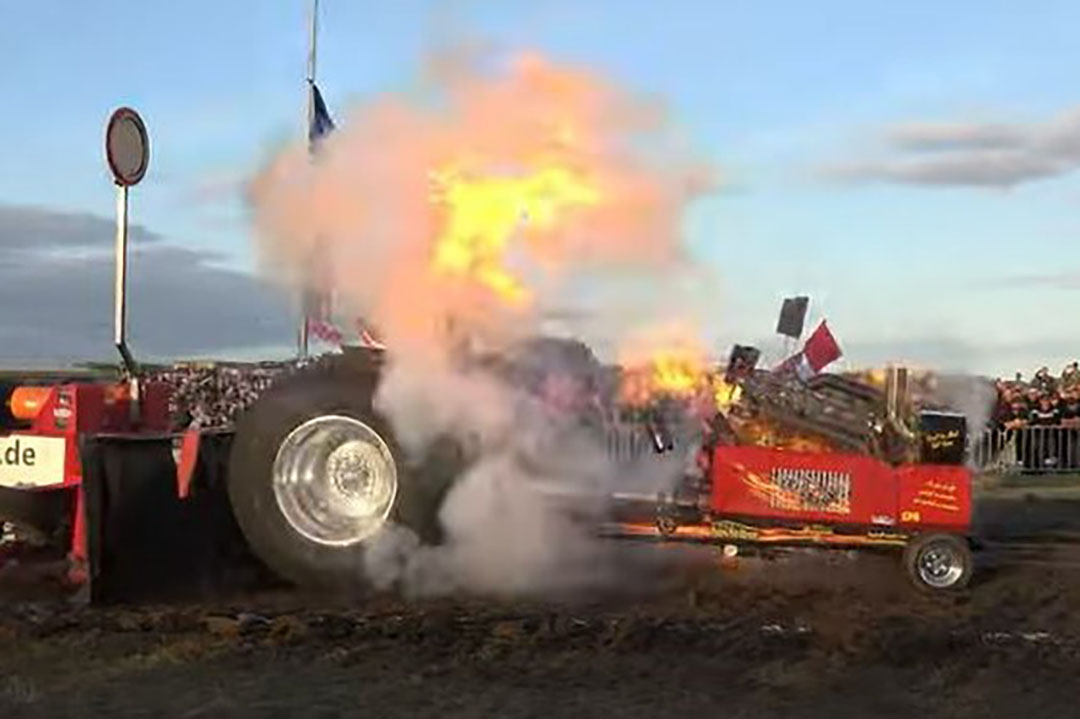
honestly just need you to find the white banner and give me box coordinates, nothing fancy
[0,435,67,489]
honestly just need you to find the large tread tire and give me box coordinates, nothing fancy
[226,360,453,591]
[903,532,974,593]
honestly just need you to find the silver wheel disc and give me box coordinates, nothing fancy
[272,415,398,547]
[916,542,965,589]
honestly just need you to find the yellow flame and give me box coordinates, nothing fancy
[429,163,600,305]
[712,375,742,411]
[651,351,705,397]
[619,347,712,407]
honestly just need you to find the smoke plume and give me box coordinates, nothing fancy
[247,49,714,597]
[928,372,998,465]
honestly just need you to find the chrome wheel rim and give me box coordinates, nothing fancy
[272,415,398,547]
[917,542,965,588]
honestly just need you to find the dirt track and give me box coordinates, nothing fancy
[3,492,1080,718]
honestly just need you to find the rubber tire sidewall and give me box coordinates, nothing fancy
[903,533,974,593]
[226,368,436,591]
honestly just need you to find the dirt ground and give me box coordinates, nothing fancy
[3,488,1080,718]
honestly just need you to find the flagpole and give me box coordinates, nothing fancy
[306,0,318,149]
[298,0,319,358]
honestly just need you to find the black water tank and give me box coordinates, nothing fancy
[918,411,967,465]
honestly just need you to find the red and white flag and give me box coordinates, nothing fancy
[775,320,842,381]
[307,317,343,345]
[302,282,343,346]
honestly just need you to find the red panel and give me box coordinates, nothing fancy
[895,464,972,532]
[175,429,201,499]
[68,486,88,585]
[138,382,172,431]
[13,380,175,491]
[710,446,899,529]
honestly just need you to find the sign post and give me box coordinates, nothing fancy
[104,107,150,378]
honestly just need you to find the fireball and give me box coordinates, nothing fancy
[429,162,600,306]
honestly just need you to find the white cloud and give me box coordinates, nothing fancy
[827,106,1080,188]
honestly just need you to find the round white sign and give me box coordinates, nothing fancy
[105,107,149,186]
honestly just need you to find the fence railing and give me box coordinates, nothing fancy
[971,426,1080,474]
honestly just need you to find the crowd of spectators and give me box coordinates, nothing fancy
[987,361,1080,473]
[144,361,301,430]
[992,361,1080,431]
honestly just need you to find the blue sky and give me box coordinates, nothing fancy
[1,0,1078,376]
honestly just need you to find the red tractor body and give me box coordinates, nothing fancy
[709,445,971,535]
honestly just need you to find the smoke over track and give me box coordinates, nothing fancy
[247,49,716,596]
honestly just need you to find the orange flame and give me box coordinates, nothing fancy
[429,163,601,305]
[730,418,835,453]
[617,328,714,407]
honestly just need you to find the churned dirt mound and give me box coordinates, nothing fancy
[2,494,1080,718]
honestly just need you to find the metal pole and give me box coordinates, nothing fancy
[113,183,136,375]
[298,0,320,359]
[306,0,318,154]
[114,183,127,348]
[307,0,318,87]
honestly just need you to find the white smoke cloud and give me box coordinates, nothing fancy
[364,352,640,598]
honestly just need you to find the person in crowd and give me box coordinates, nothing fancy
[1059,388,1080,470]
[991,380,1012,429]
[1032,366,1057,395]
[1062,389,1080,428]
[1000,398,1029,430]
[1063,361,1080,391]
[1028,395,1062,471]
[1030,395,1062,426]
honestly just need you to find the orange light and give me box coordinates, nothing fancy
[8,386,53,421]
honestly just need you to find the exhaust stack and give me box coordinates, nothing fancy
[885,365,909,423]
[883,365,917,447]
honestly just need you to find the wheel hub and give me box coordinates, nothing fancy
[917,543,964,588]
[272,415,398,547]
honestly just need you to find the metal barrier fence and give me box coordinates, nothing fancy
[605,424,653,464]
[971,426,1080,474]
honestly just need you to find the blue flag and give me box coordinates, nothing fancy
[308,81,335,148]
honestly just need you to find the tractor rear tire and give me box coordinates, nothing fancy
[226,363,453,591]
[903,533,973,593]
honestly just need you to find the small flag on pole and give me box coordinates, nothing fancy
[302,283,342,345]
[308,81,335,147]
[299,80,339,353]
[803,320,842,373]
[775,296,809,339]
[774,320,842,382]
